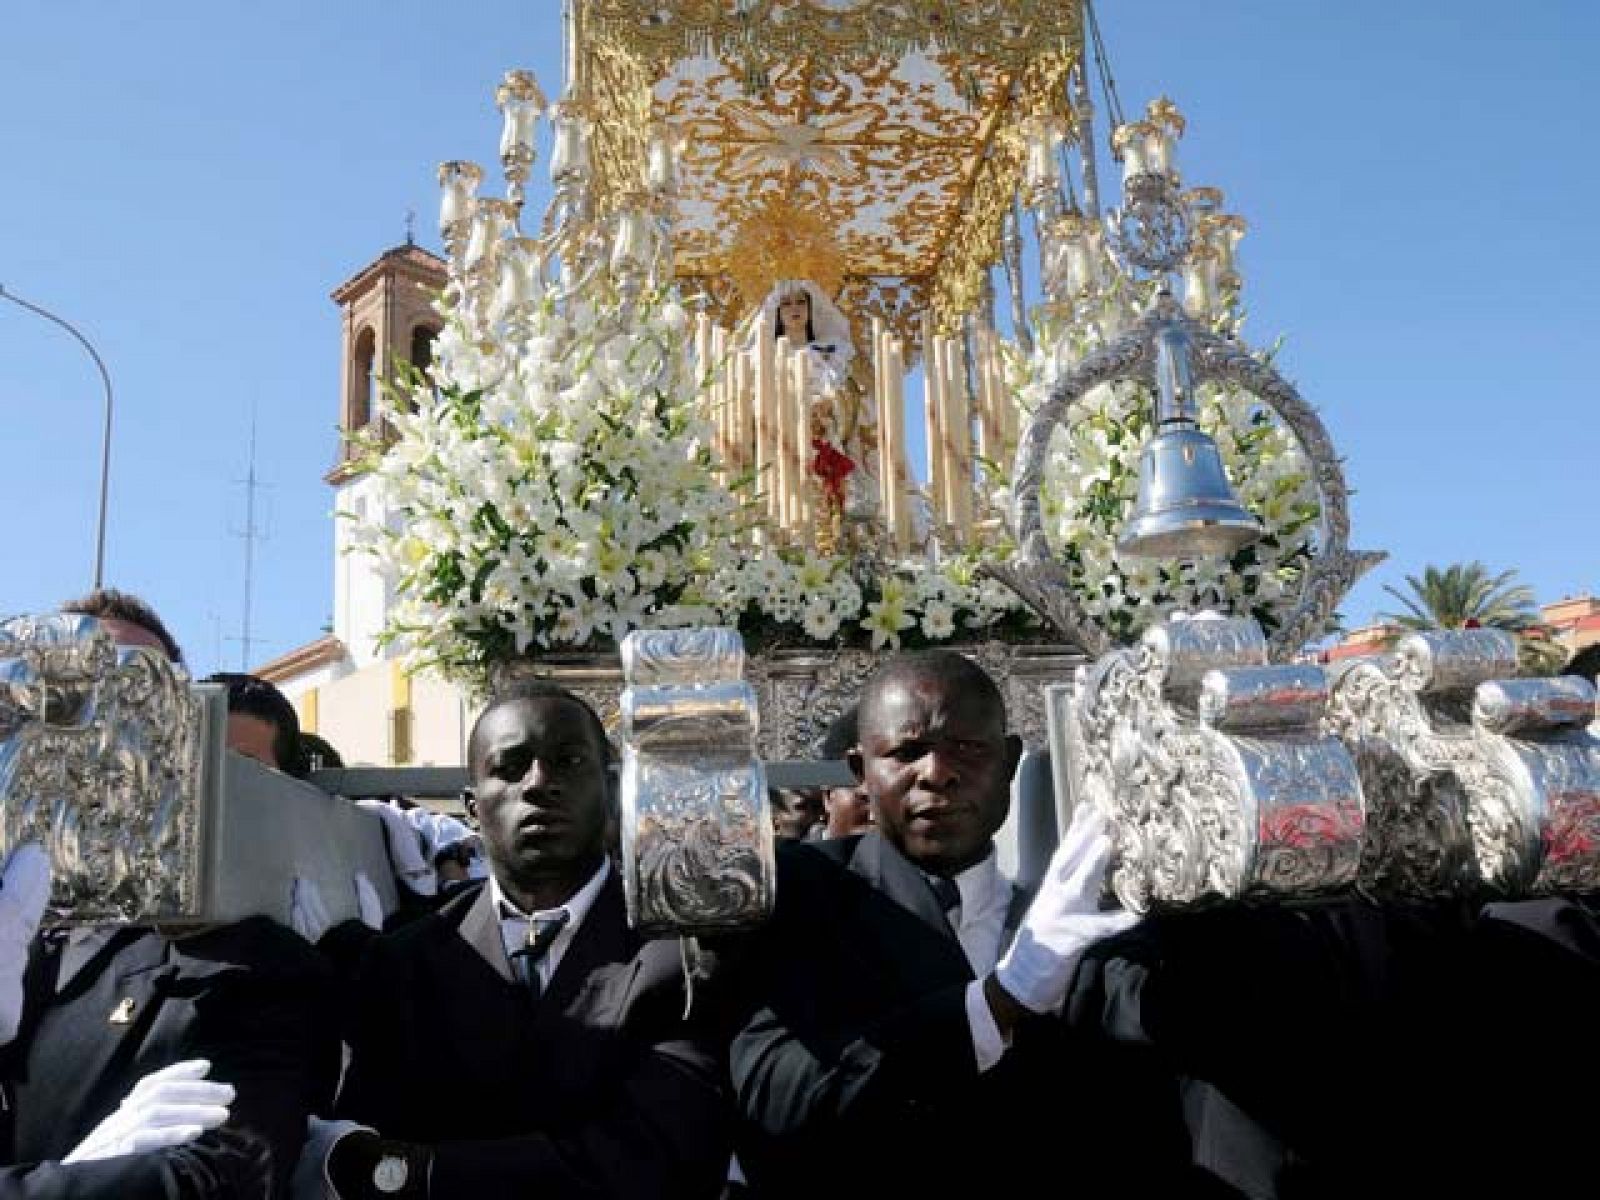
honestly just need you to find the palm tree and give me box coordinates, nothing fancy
[1379,562,1539,632]
[1380,561,1557,676]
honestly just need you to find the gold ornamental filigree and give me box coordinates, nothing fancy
[581,1,1080,334]
[726,197,847,311]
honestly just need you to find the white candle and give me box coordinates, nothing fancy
[437,161,482,234]
[775,336,794,530]
[499,95,540,161]
[1183,259,1216,319]
[872,320,890,522]
[1144,126,1175,177]
[943,337,973,538]
[734,349,752,478]
[888,340,909,550]
[756,334,776,523]
[646,131,677,194]
[792,350,811,536]
[550,113,589,179]
[464,201,507,271]
[1025,130,1060,195]
[925,331,946,528]
[1118,124,1148,184]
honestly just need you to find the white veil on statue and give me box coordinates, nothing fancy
[743,279,856,392]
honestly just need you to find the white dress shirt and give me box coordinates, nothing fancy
[489,858,610,989]
[931,848,1017,1074]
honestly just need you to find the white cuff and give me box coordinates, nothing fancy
[964,979,1010,1073]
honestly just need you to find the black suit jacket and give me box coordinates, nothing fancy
[0,917,338,1199]
[334,874,728,1199]
[730,832,1189,1199]
[1065,897,1570,1199]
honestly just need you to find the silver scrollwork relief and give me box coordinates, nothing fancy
[1059,615,1363,913]
[617,628,774,934]
[1324,633,1600,898]
[0,615,207,923]
[995,293,1383,662]
[1106,172,1193,275]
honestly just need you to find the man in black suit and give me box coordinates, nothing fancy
[3,910,338,1197]
[729,649,1183,1198]
[309,681,728,1199]
[0,593,340,1198]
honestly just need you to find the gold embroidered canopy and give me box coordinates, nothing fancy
[577,0,1082,338]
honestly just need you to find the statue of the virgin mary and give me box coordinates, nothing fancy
[743,279,880,547]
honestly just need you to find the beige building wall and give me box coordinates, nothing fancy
[314,662,394,767]
[412,669,475,767]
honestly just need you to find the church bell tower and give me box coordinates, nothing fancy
[326,240,447,666]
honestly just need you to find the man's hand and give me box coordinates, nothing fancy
[0,841,50,1046]
[990,805,1138,1031]
[63,1059,234,1163]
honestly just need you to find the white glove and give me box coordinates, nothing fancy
[353,872,384,931]
[290,877,333,944]
[994,805,1138,1014]
[0,842,51,1046]
[63,1059,234,1163]
[356,799,436,897]
[290,1116,369,1200]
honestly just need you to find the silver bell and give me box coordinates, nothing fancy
[1117,425,1262,559]
[1116,310,1261,560]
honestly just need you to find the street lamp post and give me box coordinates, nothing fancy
[0,284,115,589]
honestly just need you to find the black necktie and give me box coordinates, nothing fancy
[511,911,570,1002]
[927,875,961,924]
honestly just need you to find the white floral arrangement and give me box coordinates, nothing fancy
[351,226,1315,672]
[348,280,746,676]
[1015,331,1322,644]
[349,279,1036,677]
[695,549,1032,653]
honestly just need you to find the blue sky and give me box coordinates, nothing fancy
[1,1,1594,674]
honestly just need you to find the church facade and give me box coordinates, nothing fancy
[253,243,476,768]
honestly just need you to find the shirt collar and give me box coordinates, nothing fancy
[489,857,610,930]
[918,846,1000,910]
[951,846,1001,915]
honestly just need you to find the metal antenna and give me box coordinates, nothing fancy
[228,407,271,670]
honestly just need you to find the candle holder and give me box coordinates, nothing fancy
[496,69,546,214]
[1105,99,1194,277]
[436,159,484,276]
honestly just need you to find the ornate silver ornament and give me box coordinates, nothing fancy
[0,614,208,922]
[617,627,774,934]
[1325,630,1600,897]
[991,291,1384,662]
[1055,614,1365,914]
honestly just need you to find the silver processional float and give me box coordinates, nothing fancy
[1,1,1595,928]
